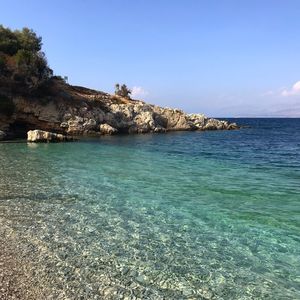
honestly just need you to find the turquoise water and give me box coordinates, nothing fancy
[0,118,299,299]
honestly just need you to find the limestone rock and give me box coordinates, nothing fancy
[134,111,156,133]
[66,116,84,134]
[27,130,73,142]
[188,114,239,130]
[99,124,118,135]
[188,114,207,128]
[203,118,227,130]
[160,109,195,131]
[228,122,239,130]
[83,118,97,131]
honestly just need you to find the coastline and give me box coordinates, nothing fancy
[0,79,238,141]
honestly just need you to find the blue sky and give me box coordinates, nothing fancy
[1,0,300,117]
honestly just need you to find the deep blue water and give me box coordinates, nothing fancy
[0,118,299,299]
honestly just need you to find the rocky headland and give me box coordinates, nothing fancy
[0,78,238,141]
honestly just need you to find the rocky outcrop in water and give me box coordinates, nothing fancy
[0,79,238,140]
[188,114,238,130]
[27,130,73,142]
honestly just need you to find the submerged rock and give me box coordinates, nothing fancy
[27,130,73,142]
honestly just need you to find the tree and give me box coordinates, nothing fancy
[16,27,42,52]
[114,83,131,99]
[0,25,20,55]
[0,25,52,90]
[0,26,42,55]
[14,49,52,86]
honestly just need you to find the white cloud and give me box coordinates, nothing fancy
[131,86,149,99]
[281,81,300,97]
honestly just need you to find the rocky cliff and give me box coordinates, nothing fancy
[0,78,238,140]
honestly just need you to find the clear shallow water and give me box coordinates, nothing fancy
[0,118,299,299]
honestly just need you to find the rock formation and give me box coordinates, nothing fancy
[188,114,238,130]
[27,130,73,142]
[99,124,118,135]
[0,79,238,140]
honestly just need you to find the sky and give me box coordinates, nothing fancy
[1,0,300,117]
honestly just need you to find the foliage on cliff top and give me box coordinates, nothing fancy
[115,83,131,99]
[0,25,53,92]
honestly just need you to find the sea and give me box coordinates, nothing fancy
[0,118,299,299]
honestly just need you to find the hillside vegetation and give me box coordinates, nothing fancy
[0,25,52,92]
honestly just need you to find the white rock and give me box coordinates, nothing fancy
[27,130,72,142]
[99,124,118,135]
